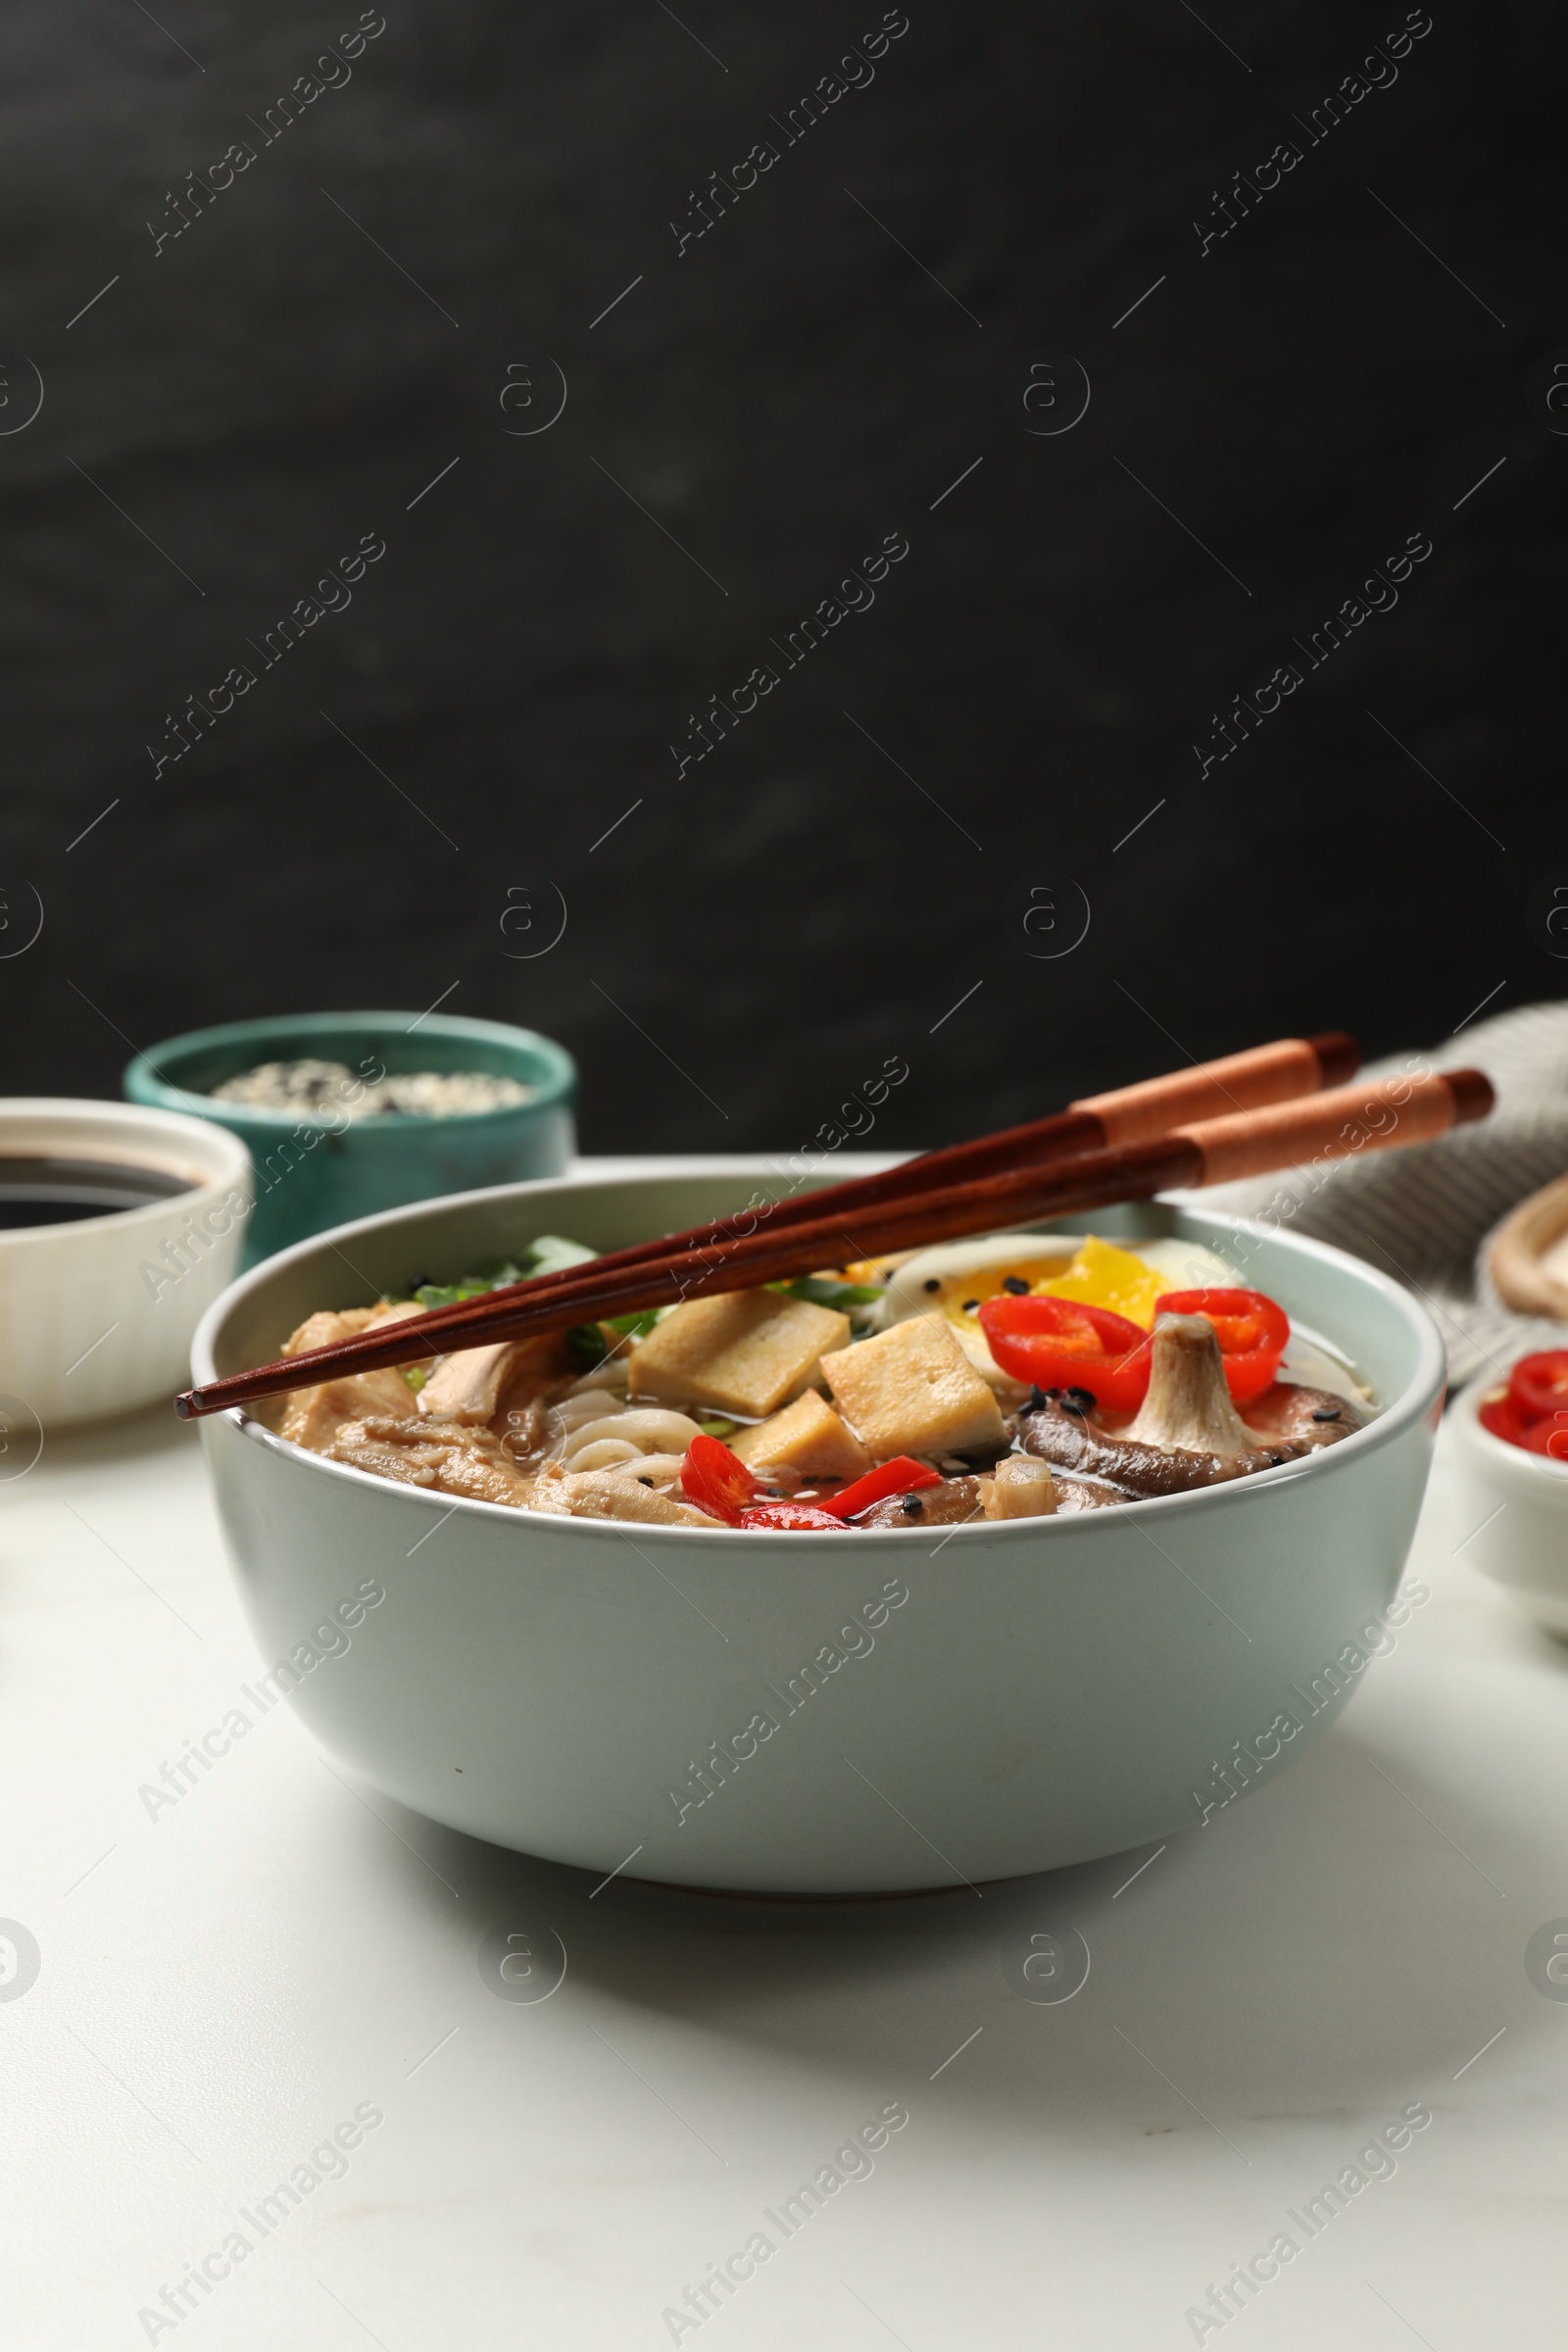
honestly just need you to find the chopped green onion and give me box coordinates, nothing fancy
[782,1276,886,1308]
[604,1309,662,1340]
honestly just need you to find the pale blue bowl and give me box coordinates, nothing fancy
[193,1170,1445,1893]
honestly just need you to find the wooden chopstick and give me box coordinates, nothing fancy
[328,1030,1358,1359]
[176,1064,1491,1420]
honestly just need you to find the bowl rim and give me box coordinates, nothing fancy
[0,1096,252,1248]
[192,1162,1447,1547]
[122,1009,577,1130]
[1450,1362,1568,1483]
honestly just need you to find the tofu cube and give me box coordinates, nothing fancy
[626,1290,850,1418]
[822,1311,1005,1459]
[729,1390,871,1480]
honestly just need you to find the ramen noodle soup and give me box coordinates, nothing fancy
[264,1225,1374,1532]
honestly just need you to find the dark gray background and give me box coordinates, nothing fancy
[1,1,1555,1152]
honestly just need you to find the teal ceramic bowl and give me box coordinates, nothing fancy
[124,1011,574,1265]
[192,1170,1446,1894]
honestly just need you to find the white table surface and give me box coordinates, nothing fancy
[5,1164,1566,2351]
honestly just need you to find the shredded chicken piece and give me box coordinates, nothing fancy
[527,1459,714,1526]
[280,1371,416,1450]
[326,1412,536,1506]
[417,1341,522,1424]
[276,1300,427,1449]
[322,1438,442,1489]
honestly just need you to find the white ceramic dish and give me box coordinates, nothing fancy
[193,1168,1446,1894]
[1448,1367,1568,1634]
[0,1100,251,1432]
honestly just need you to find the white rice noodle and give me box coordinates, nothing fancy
[553,1389,631,1437]
[567,1437,645,1471]
[558,1407,705,1466]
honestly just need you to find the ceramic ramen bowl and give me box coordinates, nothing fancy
[192,1168,1446,1893]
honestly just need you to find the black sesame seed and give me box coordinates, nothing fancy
[962,1299,980,1313]
[1311,1407,1342,1423]
[901,1494,924,1516]
[1024,1385,1050,1411]
[1002,1276,1031,1296]
[1064,1386,1097,1415]
[923,1278,941,1293]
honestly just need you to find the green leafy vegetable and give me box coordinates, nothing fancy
[525,1234,600,1276]
[781,1276,886,1309]
[401,1243,594,1311]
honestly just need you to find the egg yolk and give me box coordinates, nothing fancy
[1034,1236,1165,1327]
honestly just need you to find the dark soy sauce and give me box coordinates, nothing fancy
[0,1156,194,1230]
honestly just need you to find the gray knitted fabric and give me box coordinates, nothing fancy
[1181,1001,1568,1388]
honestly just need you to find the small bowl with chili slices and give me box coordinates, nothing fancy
[1450,1348,1568,1635]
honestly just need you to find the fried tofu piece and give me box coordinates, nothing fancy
[626,1290,850,1417]
[822,1311,1005,1460]
[730,1390,870,1479]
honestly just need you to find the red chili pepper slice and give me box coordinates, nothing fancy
[1478,1388,1533,1448]
[1507,1348,1568,1423]
[678,1433,760,1525]
[1152,1287,1290,1402]
[1523,1409,1568,1462]
[817,1455,944,1520]
[738,1501,850,1531]
[978,1295,1152,1414]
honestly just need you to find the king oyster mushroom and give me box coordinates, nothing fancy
[1016,1313,1315,1499]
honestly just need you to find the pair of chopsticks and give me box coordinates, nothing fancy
[177,1035,1494,1419]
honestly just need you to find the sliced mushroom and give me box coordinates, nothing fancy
[856,1476,986,1529]
[1051,1473,1127,1513]
[1241,1380,1366,1449]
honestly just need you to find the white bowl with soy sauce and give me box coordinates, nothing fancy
[0,1101,251,1434]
